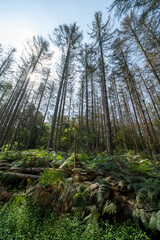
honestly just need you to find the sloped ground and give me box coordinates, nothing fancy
[0,150,160,239]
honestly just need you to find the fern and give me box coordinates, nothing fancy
[146,198,159,211]
[39,169,65,187]
[139,209,149,228]
[73,191,86,209]
[97,181,112,207]
[132,208,139,222]
[73,185,90,210]
[84,205,100,226]
[136,191,147,205]
[157,210,160,231]
[148,210,160,231]
[102,200,117,215]
[149,212,157,230]
[118,180,126,189]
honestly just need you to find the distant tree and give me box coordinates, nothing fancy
[120,12,160,86]
[109,0,160,20]
[48,23,82,148]
[26,68,50,149]
[0,47,15,78]
[89,11,113,154]
[36,81,55,148]
[0,36,51,148]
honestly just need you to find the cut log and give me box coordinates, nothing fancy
[0,172,39,180]
[0,163,10,167]
[0,167,51,174]
[0,167,8,170]
[10,167,48,174]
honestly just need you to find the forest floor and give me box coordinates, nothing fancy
[0,149,160,239]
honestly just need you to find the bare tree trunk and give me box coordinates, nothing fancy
[91,74,95,152]
[48,45,70,148]
[26,69,49,149]
[129,24,160,86]
[0,79,29,148]
[53,79,66,150]
[36,83,54,148]
[85,45,89,132]
[10,84,34,149]
[68,87,73,150]
[57,81,67,151]
[113,74,127,151]
[96,16,113,154]
[138,69,160,121]
[138,82,160,152]
[121,88,139,152]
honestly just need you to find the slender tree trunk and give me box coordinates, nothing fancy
[109,94,119,149]
[26,70,49,149]
[138,82,160,152]
[113,74,127,151]
[68,87,73,150]
[121,88,139,152]
[10,84,34,149]
[91,74,95,152]
[57,81,67,151]
[0,79,29,147]
[85,45,89,132]
[129,25,160,86]
[143,22,160,50]
[96,17,113,154]
[138,69,160,121]
[48,45,70,148]
[53,80,66,150]
[36,83,54,148]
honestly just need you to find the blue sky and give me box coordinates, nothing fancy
[0,0,114,51]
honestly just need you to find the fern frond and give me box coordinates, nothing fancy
[157,210,160,231]
[146,198,159,211]
[133,183,143,191]
[139,209,149,228]
[118,180,126,188]
[149,212,157,230]
[136,192,146,205]
[147,190,156,200]
[102,200,117,215]
[97,183,111,207]
[132,208,139,222]
[84,205,100,226]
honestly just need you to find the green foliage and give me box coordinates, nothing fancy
[0,195,55,240]
[84,205,100,226]
[0,149,160,236]
[0,149,69,167]
[13,149,52,167]
[0,150,22,162]
[103,200,117,215]
[102,220,150,240]
[0,196,150,240]
[73,184,90,213]
[39,169,65,187]
[97,180,112,207]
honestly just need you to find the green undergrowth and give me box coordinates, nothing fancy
[0,149,160,238]
[0,195,149,240]
[0,149,69,167]
[0,149,159,175]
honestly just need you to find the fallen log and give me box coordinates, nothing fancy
[10,167,49,174]
[0,167,51,174]
[0,167,8,171]
[0,163,10,167]
[0,172,40,180]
